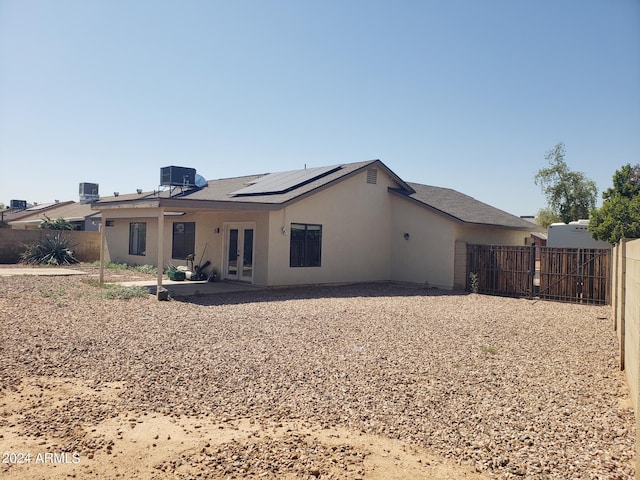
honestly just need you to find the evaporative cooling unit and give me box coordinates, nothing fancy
[160,166,196,187]
[10,200,27,210]
[79,182,99,204]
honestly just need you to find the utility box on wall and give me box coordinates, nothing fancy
[160,166,196,187]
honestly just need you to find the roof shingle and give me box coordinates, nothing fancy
[395,182,539,230]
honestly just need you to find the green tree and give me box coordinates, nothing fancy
[40,214,74,230]
[536,207,561,228]
[534,143,598,224]
[589,164,640,244]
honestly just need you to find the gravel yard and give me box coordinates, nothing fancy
[0,265,635,479]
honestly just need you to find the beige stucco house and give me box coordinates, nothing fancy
[93,159,540,290]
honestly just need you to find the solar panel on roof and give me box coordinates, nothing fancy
[230,165,342,196]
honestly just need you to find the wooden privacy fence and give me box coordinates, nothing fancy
[467,244,611,305]
[538,247,610,304]
[467,245,535,298]
[0,229,101,263]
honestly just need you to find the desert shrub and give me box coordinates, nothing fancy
[91,261,157,276]
[103,284,149,299]
[83,279,149,299]
[132,264,157,276]
[40,214,74,230]
[469,272,479,293]
[20,232,78,265]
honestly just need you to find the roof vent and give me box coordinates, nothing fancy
[366,168,378,184]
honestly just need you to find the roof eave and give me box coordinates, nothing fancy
[93,197,281,212]
[460,221,542,231]
[389,188,542,230]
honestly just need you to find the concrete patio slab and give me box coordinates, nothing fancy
[0,268,86,276]
[112,279,265,298]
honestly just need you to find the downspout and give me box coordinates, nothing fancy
[157,208,165,300]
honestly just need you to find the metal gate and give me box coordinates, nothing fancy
[467,244,611,304]
[538,247,610,305]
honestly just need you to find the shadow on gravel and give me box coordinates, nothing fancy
[173,282,470,306]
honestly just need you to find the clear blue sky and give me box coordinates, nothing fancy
[1,0,639,216]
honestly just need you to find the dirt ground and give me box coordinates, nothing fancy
[0,264,635,479]
[0,376,489,480]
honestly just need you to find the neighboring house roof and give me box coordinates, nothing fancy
[391,183,542,230]
[8,201,101,227]
[520,216,541,226]
[1,202,75,223]
[94,160,413,209]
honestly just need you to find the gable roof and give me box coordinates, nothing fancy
[1,201,75,224]
[391,182,541,230]
[94,160,413,210]
[8,201,101,227]
[92,159,538,231]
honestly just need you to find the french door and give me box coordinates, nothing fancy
[224,223,255,282]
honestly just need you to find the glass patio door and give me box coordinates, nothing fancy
[225,223,254,283]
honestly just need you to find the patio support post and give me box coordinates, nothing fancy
[157,208,165,300]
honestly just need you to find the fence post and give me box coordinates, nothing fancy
[612,243,618,331]
[530,244,536,298]
[620,240,627,371]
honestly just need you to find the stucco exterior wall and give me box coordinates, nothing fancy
[611,239,640,475]
[265,168,396,286]
[389,196,456,288]
[101,209,163,267]
[387,208,533,290]
[101,208,270,283]
[612,239,640,419]
[453,240,468,290]
[454,224,530,246]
